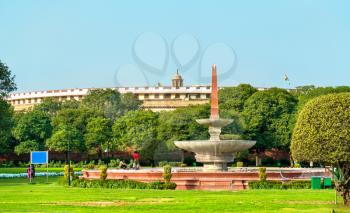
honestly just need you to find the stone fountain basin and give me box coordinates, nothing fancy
[196,118,233,127]
[174,140,256,155]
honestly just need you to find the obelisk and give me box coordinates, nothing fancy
[210,64,219,119]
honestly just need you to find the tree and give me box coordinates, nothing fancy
[13,110,52,154]
[51,107,99,135]
[46,125,84,162]
[219,84,257,112]
[82,89,122,121]
[121,92,142,113]
[291,93,350,205]
[0,99,14,154]
[0,60,16,98]
[112,110,159,163]
[242,88,298,165]
[157,104,210,151]
[84,117,112,159]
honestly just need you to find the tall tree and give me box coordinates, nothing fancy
[120,92,142,114]
[0,60,16,98]
[112,110,159,163]
[82,89,122,121]
[84,117,112,159]
[242,88,298,165]
[0,100,14,154]
[13,110,52,154]
[291,93,350,205]
[46,125,84,162]
[219,84,257,112]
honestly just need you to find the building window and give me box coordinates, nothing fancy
[196,94,200,99]
[175,94,180,99]
[144,94,149,99]
[206,94,210,99]
[155,94,159,99]
[164,93,171,99]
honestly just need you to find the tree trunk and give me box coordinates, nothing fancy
[333,163,350,205]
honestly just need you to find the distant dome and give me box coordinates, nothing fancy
[173,70,183,80]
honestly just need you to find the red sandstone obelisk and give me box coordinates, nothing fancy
[210,64,219,119]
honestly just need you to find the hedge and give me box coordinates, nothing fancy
[248,180,312,189]
[63,178,177,190]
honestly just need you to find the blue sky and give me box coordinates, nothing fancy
[0,0,349,92]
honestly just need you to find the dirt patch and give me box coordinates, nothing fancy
[42,198,175,207]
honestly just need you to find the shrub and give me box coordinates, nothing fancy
[248,180,313,189]
[236,162,244,167]
[99,165,107,180]
[64,165,74,181]
[259,167,267,181]
[158,161,183,167]
[97,160,105,166]
[70,179,176,190]
[109,159,120,168]
[163,165,172,183]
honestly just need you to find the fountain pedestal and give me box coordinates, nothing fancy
[174,64,256,171]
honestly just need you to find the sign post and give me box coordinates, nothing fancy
[30,151,49,183]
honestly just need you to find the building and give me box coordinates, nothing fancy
[6,71,212,112]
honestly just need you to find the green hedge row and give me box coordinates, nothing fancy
[62,178,177,190]
[248,180,312,189]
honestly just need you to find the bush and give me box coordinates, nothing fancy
[163,165,172,183]
[70,179,176,190]
[64,165,74,181]
[248,180,312,189]
[236,162,244,167]
[259,167,267,181]
[99,165,107,180]
[109,159,120,168]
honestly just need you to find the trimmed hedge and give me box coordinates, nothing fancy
[248,180,312,189]
[68,179,176,190]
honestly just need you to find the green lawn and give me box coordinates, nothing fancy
[0,177,349,213]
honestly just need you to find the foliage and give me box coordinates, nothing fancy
[82,89,122,121]
[236,162,244,167]
[219,84,257,112]
[291,93,350,205]
[248,180,312,189]
[258,167,267,181]
[46,125,84,153]
[0,99,14,154]
[99,165,107,180]
[12,110,52,154]
[70,179,176,190]
[112,110,159,161]
[63,165,74,180]
[158,161,183,167]
[163,165,172,183]
[84,117,112,158]
[157,104,210,151]
[0,60,16,98]
[242,88,298,152]
[120,92,142,114]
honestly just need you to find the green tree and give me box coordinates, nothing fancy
[13,110,52,154]
[0,60,16,98]
[82,89,122,121]
[84,117,112,159]
[157,104,210,151]
[121,92,142,113]
[0,99,14,154]
[46,125,84,162]
[291,93,350,205]
[242,88,298,165]
[219,84,257,112]
[112,110,159,163]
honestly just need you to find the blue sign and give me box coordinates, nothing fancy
[31,151,48,164]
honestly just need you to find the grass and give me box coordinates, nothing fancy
[0,167,82,173]
[0,178,349,212]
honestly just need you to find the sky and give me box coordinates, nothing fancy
[0,0,349,92]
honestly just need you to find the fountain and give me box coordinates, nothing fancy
[174,64,256,171]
